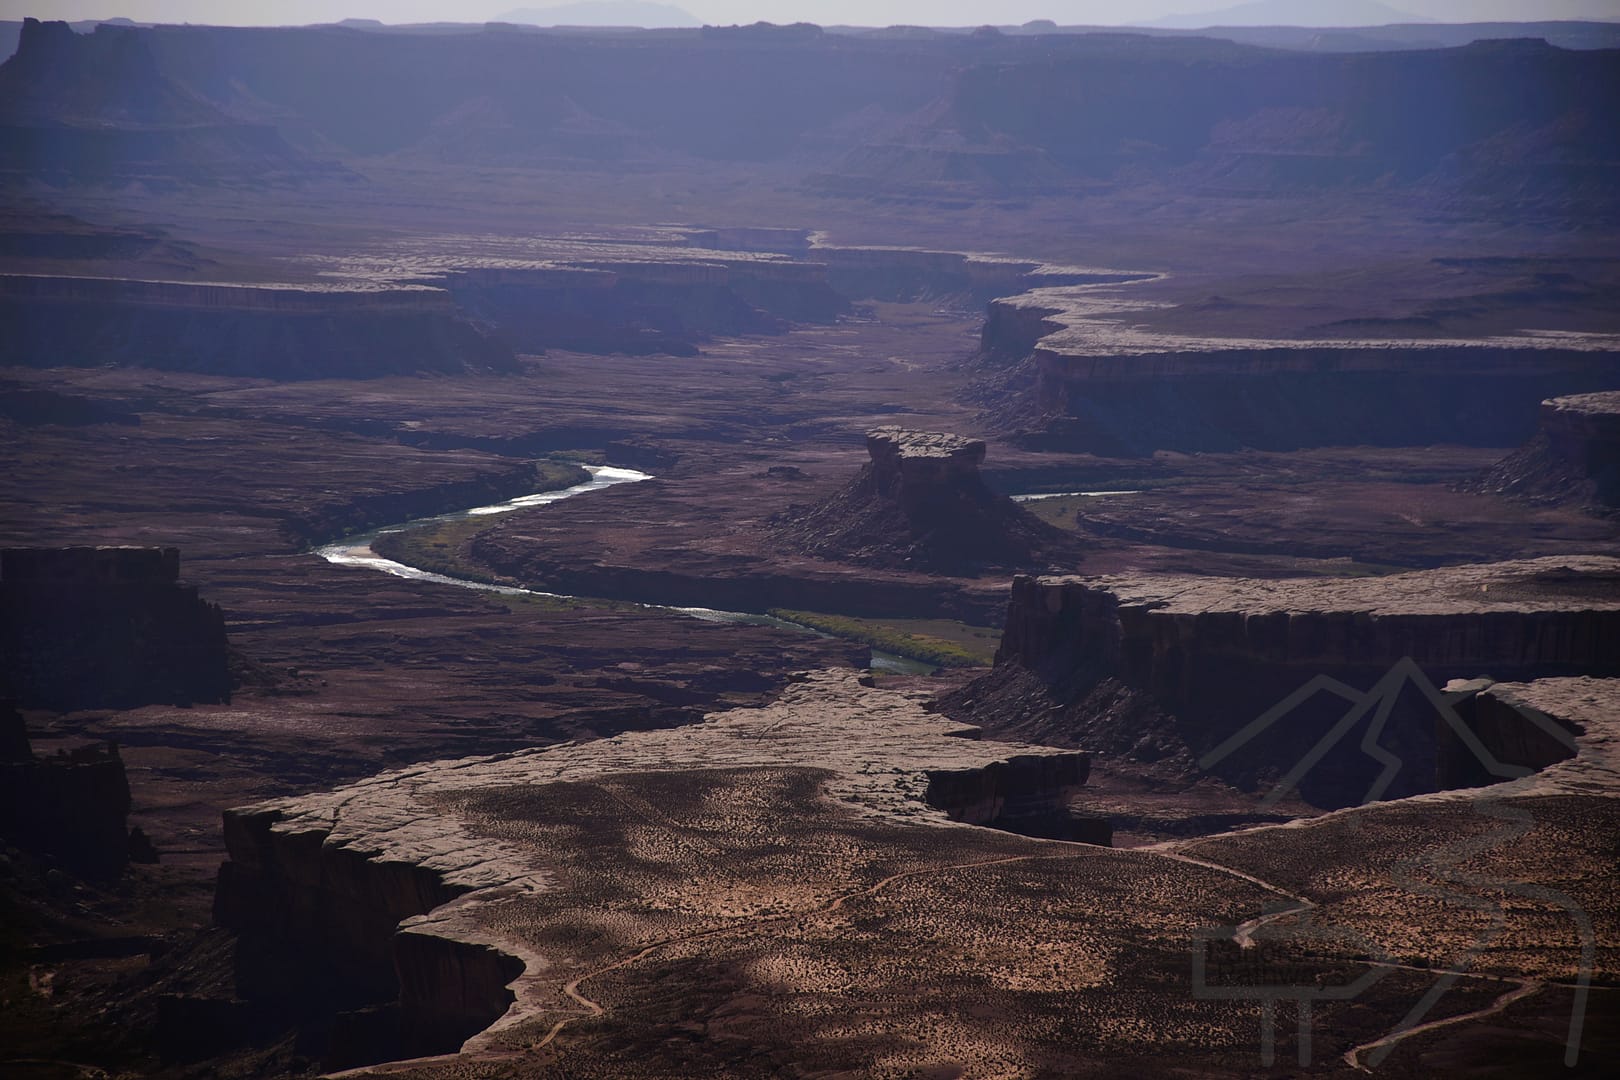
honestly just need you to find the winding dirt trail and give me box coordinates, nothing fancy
[329,815,1581,1079]
[1343,977,1544,1071]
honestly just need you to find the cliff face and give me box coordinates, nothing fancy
[442,258,848,358]
[961,557,1620,806]
[0,700,136,879]
[1021,342,1619,455]
[975,280,1620,454]
[0,546,231,710]
[6,19,1616,211]
[1439,680,1582,791]
[214,801,473,1012]
[1455,676,1620,798]
[1475,392,1620,513]
[924,751,1109,844]
[0,274,514,379]
[0,19,324,184]
[769,428,1083,574]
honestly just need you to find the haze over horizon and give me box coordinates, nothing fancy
[6,0,1618,30]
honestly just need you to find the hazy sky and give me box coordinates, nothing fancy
[5,0,1617,29]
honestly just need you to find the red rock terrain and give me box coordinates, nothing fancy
[2,15,1619,1080]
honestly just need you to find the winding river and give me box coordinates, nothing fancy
[315,464,933,674]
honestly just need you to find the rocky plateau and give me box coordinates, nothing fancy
[2,12,1618,1080]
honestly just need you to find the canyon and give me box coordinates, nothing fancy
[2,13,1618,1080]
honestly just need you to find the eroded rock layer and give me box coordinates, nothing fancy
[0,274,514,378]
[0,700,138,879]
[0,546,230,710]
[1457,677,1620,797]
[771,427,1083,573]
[982,288,1620,453]
[1477,391,1620,513]
[949,557,1620,806]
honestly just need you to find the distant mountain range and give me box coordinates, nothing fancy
[1144,0,1431,28]
[494,3,700,27]
[4,15,1616,216]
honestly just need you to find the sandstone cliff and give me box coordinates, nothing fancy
[0,274,514,379]
[441,255,847,357]
[0,700,138,879]
[1474,391,1620,515]
[0,19,324,184]
[946,557,1620,806]
[979,287,1620,454]
[1,546,231,710]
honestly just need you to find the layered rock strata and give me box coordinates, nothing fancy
[213,669,1095,1065]
[976,557,1620,804]
[441,258,847,356]
[0,274,513,378]
[0,699,137,879]
[771,427,1083,573]
[1476,391,1620,513]
[983,287,1620,453]
[0,19,323,184]
[1,546,230,709]
[1443,677,1619,797]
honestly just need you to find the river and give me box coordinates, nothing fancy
[315,464,934,674]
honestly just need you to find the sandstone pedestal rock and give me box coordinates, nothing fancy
[771,427,1082,573]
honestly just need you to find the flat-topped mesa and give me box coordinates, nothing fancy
[0,20,326,184]
[1001,556,1620,703]
[0,546,230,710]
[978,287,1620,454]
[960,556,1620,807]
[1476,391,1620,513]
[772,428,1081,574]
[867,426,988,495]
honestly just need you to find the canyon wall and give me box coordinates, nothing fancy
[1438,680,1582,791]
[981,558,1620,804]
[1476,391,1620,512]
[213,800,485,1040]
[1,546,231,710]
[0,19,325,184]
[977,286,1620,454]
[0,700,138,879]
[924,751,1109,844]
[818,247,1139,307]
[1029,347,1616,455]
[0,274,514,379]
[441,257,848,357]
